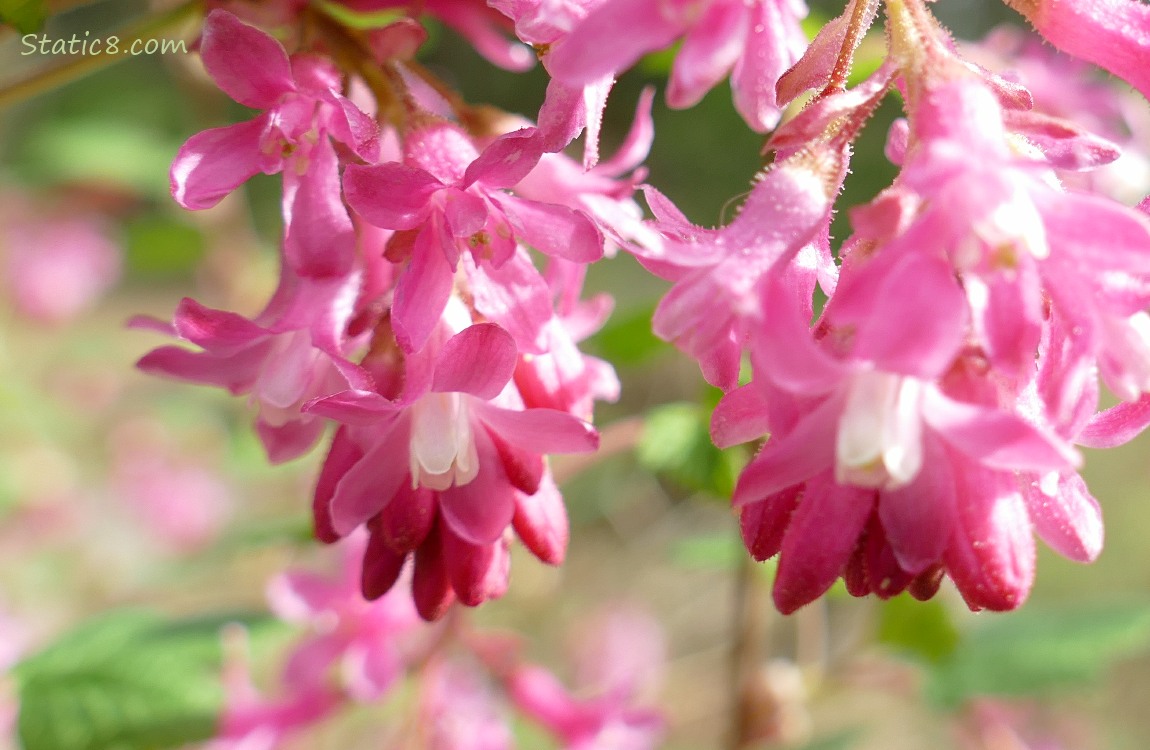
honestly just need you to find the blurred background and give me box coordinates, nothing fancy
[2,0,1150,748]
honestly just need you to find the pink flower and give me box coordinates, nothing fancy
[267,532,429,701]
[306,300,598,617]
[0,205,120,325]
[343,122,603,352]
[421,659,514,750]
[547,0,808,131]
[171,9,378,278]
[134,268,368,463]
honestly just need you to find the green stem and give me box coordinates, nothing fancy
[0,0,202,110]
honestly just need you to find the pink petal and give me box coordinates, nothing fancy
[496,195,604,263]
[438,432,518,544]
[834,251,968,378]
[172,297,268,352]
[330,426,410,536]
[475,404,599,455]
[731,0,804,131]
[1004,110,1121,171]
[513,473,568,565]
[170,117,271,210]
[200,10,295,109]
[1022,0,1150,102]
[1023,471,1103,563]
[754,271,847,395]
[923,390,1080,473]
[282,139,356,278]
[1038,190,1150,276]
[944,464,1035,611]
[732,395,839,506]
[775,0,853,106]
[377,482,437,553]
[740,485,802,561]
[545,0,682,85]
[433,323,517,399]
[711,383,772,449]
[442,528,511,607]
[361,529,407,600]
[877,434,956,574]
[313,427,364,543]
[344,638,404,700]
[596,86,656,177]
[135,345,263,393]
[666,0,747,109]
[773,474,874,614]
[462,128,544,189]
[1078,394,1150,448]
[465,249,553,354]
[343,163,441,230]
[392,224,456,353]
[305,389,399,426]
[413,522,456,621]
[325,92,382,162]
[256,416,326,464]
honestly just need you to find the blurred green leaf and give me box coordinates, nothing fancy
[877,595,960,664]
[637,402,745,498]
[790,730,861,750]
[316,0,405,29]
[0,0,47,33]
[20,119,176,197]
[927,601,1150,708]
[14,609,279,750]
[672,534,745,569]
[586,304,666,366]
[125,215,205,278]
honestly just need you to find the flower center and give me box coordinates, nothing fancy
[835,370,924,489]
[409,392,479,491]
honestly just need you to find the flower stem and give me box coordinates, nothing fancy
[727,541,767,750]
[0,0,201,110]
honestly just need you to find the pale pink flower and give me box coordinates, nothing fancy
[421,659,514,750]
[343,121,602,352]
[172,9,378,278]
[547,0,808,132]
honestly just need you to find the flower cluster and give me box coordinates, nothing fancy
[137,0,1150,620]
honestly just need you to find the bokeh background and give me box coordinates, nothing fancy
[2,0,1150,748]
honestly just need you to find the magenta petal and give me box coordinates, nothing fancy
[343,163,441,230]
[944,465,1035,611]
[326,92,382,162]
[496,195,604,263]
[433,323,517,399]
[313,427,364,543]
[442,528,511,607]
[839,252,967,377]
[171,117,270,210]
[1024,0,1150,102]
[465,249,553,354]
[377,482,437,553]
[1037,190,1150,276]
[1023,471,1103,563]
[740,485,802,561]
[773,474,874,614]
[513,473,568,565]
[924,390,1080,473]
[256,416,326,464]
[878,434,956,574]
[438,432,517,544]
[282,139,356,278]
[305,389,399,426]
[730,0,804,132]
[476,404,599,455]
[330,426,409,536]
[392,226,456,353]
[754,271,847,395]
[596,86,656,176]
[1078,394,1150,448]
[546,0,682,85]
[361,529,407,600]
[732,395,839,506]
[413,522,456,621]
[200,10,295,109]
[462,128,544,189]
[711,383,772,448]
[666,0,746,109]
[136,345,262,393]
[775,1,852,106]
[172,297,267,352]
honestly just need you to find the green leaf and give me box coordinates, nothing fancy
[637,402,745,498]
[672,534,745,569]
[315,0,405,29]
[877,595,960,664]
[19,120,176,197]
[14,609,278,750]
[790,730,861,750]
[125,215,205,278]
[0,0,47,34]
[927,601,1150,708]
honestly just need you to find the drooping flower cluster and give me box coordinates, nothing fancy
[137,0,1150,622]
